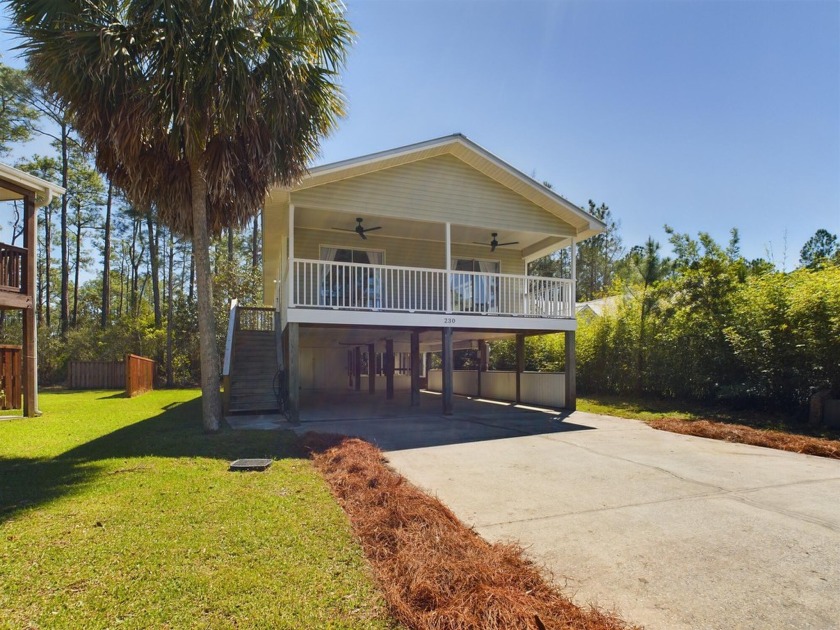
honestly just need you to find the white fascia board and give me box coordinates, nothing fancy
[286,307,577,332]
[522,237,570,263]
[0,162,66,206]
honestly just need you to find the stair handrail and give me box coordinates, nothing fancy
[222,298,239,377]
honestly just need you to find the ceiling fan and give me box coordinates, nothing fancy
[474,232,519,252]
[332,217,382,240]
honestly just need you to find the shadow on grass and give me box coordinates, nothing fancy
[97,391,128,399]
[0,396,305,524]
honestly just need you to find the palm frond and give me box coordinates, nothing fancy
[8,0,353,236]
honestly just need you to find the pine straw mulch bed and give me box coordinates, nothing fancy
[647,418,840,459]
[301,433,638,630]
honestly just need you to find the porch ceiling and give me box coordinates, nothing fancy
[293,206,566,257]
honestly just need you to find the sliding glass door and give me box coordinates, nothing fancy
[319,246,384,308]
[452,258,500,312]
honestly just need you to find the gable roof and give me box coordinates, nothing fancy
[293,134,605,245]
[575,295,623,317]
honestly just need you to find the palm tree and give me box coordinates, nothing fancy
[9,0,352,431]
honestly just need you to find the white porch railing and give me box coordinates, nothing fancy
[290,258,575,318]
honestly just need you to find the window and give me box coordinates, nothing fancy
[452,258,500,312]
[319,246,385,308]
[320,246,384,265]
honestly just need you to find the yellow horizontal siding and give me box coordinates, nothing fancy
[292,228,525,274]
[291,155,571,235]
[261,193,288,304]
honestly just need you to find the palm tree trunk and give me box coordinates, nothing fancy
[190,162,222,432]
[101,180,112,328]
[227,227,234,261]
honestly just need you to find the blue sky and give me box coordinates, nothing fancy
[320,0,840,266]
[2,0,839,266]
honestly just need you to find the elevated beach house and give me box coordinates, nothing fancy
[223,135,603,421]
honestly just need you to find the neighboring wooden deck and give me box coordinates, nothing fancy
[0,243,31,310]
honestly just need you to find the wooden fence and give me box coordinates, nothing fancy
[0,345,21,410]
[68,360,125,389]
[125,354,155,397]
[67,354,156,396]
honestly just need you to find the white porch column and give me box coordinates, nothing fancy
[442,327,454,415]
[287,204,295,308]
[445,222,452,313]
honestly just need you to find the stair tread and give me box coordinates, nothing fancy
[227,327,285,412]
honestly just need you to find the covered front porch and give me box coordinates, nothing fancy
[276,203,580,328]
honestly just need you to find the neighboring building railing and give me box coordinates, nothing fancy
[291,259,575,318]
[0,243,26,293]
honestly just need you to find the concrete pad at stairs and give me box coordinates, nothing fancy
[386,411,840,630]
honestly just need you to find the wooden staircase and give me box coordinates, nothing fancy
[228,330,280,413]
[224,305,281,414]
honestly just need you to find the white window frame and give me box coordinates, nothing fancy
[319,244,386,265]
[451,257,501,313]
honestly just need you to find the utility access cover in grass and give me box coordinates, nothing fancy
[229,458,273,472]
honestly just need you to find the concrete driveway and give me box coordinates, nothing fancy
[383,411,840,630]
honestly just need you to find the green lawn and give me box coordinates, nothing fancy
[0,390,393,629]
[577,393,746,422]
[578,393,838,438]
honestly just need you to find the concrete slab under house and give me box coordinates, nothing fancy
[222,135,605,421]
